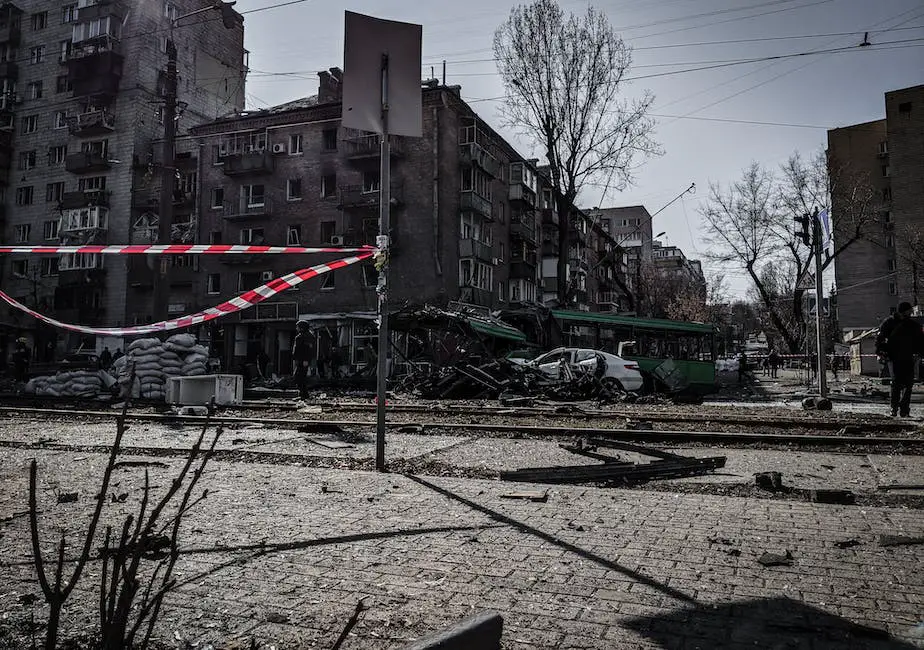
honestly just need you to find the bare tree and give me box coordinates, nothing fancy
[701,152,878,353]
[494,0,660,303]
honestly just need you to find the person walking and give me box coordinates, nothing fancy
[768,349,780,378]
[12,338,30,383]
[876,301,924,417]
[292,321,315,400]
[99,346,112,371]
[738,352,749,384]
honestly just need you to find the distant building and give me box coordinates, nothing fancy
[828,84,923,335]
[588,205,653,287]
[651,240,705,288]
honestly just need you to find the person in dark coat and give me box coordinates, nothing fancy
[99,347,112,370]
[292,321,315,399]
[876,301,924,417]
[768,349,781,378]
[12,339,30,383]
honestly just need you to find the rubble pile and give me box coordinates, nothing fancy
[398,357,629,402]
[25,370,106,397]
[113,334,209,400]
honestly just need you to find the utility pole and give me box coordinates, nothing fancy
[375,53,391,472]
[153,40,178,323]
[811,208,827,398]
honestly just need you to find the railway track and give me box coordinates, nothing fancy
[1,405,921,449]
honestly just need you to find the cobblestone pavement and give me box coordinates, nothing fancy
[1,420,923,649]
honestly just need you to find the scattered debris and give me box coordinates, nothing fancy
[501,438,725,486]
[877,484,924,491]
[500,489,549,502]
[110,492,129,503]
[307,437,355,450]
[56,492,78,504]
[834,539,861,549]
[754,472,787,493]
[808,489,855,505]
[758,550,794,567]
[707,536,736,546]
[265,612,289,624]
[398,424,425,433]
[879,534,924,547]
[113,460,169,470]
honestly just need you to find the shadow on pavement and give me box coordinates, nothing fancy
[623,596,917,649]
[405,474,696,605]
[169,524,501,587]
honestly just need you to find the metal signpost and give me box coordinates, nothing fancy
[342,12,422,472]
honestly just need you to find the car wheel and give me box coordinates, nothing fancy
[601,377,624,392]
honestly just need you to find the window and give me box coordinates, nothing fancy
[887,235,895,248]
[362,265,377,288]
[207,274,221,294]
[242,184,264,207]
[30,46,45,64]
[12,260,29,277]
[59,40,72,63]
[321,272,335,291]
[362,170,380,193]
[22,115,38,134]
[883,210,892,224]
[78,176,106,191]
[56,76,72,94]
[209,231,222,244]
[238,272,260,290]
[498,241,505,262]
[210,187,224,209]
[889,282,897,296]
[43,220,59,240]
[239,228,264,244]
[164,2,179,21]
[72,17,120,44]
[881,165,890,177]
[322,129,337,151]
[496,202,504,224]
[15,224,31,242]
[898,101,912,114]
[18,150,36,170]
[62,5,78,23]
[887,259,896,272]
[15,187,34,205]
[82,139,108,157]
[498,281,506,301]
[59,253,102,271]
[40,258,59,277]
[31,12,48,30]
[321,173,336,198]
[27,81,43,100]
[320,221,336,244]
[287,178,302,200]
[289,133,303,154]
[883,187,892,202]
[286,225,301,245]
[54,111,68,129]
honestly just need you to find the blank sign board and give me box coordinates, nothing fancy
[342,11,423,138]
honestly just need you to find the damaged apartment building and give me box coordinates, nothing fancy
[181,68,632,375]
[0,0,247,357]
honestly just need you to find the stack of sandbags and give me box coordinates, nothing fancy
[25,370,104,397]
[118,334,211,400]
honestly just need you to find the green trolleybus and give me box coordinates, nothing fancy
[551,310,719,394]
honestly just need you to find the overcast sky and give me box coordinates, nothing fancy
[232,0,923,298]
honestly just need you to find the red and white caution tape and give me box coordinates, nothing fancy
[0,252,374,336]
[0,244,377,255]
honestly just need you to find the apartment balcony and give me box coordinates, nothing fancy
[0,20,20,47]
[509,258,537,280]
[569,257,590,273]
[569,224,586,243]
[67,38,123,98]
[222,197,273,221]
[344,133,404,160]
[459,286,493,308]
[0,60,17,81]
[60,190,110,209]
[460,191,493,221]
[458,238,494,264]
[508,183,537,207]
[510,213,537,246]
[459,142,500,178]
[339,184,404,210]
[222,150,274,176]
[541,208,559,227]
[65,152,112,174]
[70,109,115,137]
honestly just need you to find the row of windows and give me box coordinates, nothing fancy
[11,175,106,206]
[208,222,340,247]
[205,266,377,295]
[208,172,356,208]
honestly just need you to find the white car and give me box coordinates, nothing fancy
[513,347,644,392]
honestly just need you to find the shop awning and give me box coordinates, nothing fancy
[467,318,527,342]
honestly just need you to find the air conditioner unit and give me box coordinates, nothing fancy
[272,143,286,154]
[260,271,274,281]
[330,235,345,246]
[492,257,503,266]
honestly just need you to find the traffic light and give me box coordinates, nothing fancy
[794,213,811,246]
[217,1,241,29]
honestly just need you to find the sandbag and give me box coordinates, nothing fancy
[128,338,161,352]
[183,353,208,365]
[166,333,196,348]
[183,366,207,377]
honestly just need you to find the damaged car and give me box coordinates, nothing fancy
[510,347,644,392]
